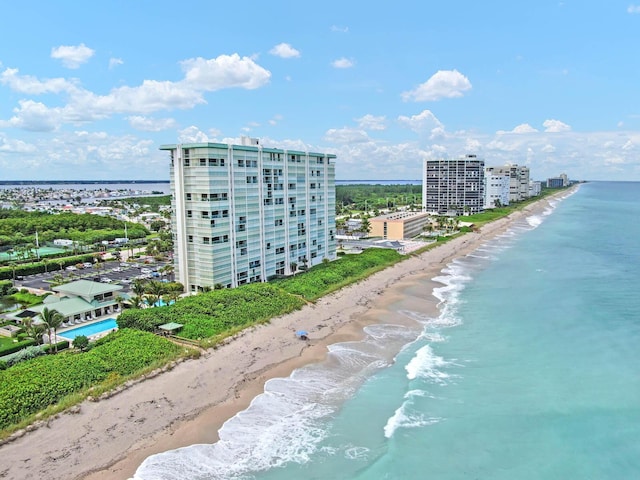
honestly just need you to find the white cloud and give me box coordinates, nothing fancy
[324,127,369,144]
[109,58,123,69]
[627,5,640,13]
[330,25,349,32]
[331,58,354,69]
[401,70,472,102]
[1,100,62,132]
[497,123,539,134]
[50,43,95,69]
[0,135,36,153]
[181,54,271,91]
[356,114,386,131]
[178,126,210,143]
[397,109,443,135]
[268,114,283,126]
[269,43,301,58]
[542,144,556,153]
[0,68,79,95]
[543,119,571,132]
[1,53,273,130]
[128,116,177,132]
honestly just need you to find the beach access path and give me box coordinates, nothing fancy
[0,194,566,480]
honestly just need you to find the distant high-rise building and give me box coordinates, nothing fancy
[163,139,337,292]
[484,170,510,209]
[546,173,568,188]
[485,164,530,202]
[422,155,485,215]
[529,180,542,197]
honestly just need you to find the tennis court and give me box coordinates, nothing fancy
[0,246,66,261]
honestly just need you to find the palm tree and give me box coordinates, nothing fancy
[22,317,46,345]
[131,279,147,298]
[40,307,65,353]
[145,280,165,307]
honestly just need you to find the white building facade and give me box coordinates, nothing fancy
[163,140,337,292]
[423,156,485,215]
[484,172,510,209]
[485,165,530,202]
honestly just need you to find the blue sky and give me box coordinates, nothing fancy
[1,1,639,181]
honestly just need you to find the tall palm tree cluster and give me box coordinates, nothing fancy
[128,279,183,309]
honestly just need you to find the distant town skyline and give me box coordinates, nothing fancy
[1,1,639,181]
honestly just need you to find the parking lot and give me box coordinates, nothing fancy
[14,259,173,293]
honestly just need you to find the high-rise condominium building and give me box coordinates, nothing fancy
[485,164,530,202]
[162,139,337,292]
[422,155,485,215]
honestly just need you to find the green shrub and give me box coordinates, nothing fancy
[0,338,36,357]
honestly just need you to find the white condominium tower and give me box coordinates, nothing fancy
[422,155,485,215]
[162,138,337,292]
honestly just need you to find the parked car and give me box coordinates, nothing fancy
[140,268,153,274]
[100,277,113,283]
[83,262,93,268]
[66,265,77,271]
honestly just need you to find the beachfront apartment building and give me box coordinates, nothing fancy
[369,211,431,240]
[484,171,511,209]
[547,173,569,188]
[163,138,337,292]
[485,164,531,202]
[422,156,485,215]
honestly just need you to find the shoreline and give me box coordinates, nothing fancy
[0,194,567,480]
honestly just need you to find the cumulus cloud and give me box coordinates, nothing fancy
[497,123,539,134]
[324,127,369,144]
[0,68,79,95]
[181,54,271,91]
[128,116,177,132]
[0,53,272,131]
[401,70,472,102]
[269,43,301,58]
[109,58,123,69]
[1,100,62,132]
[543,119,571,132]
[356,114,386,131]
[627,5,640,13]
[51,43,95,69]
[331,58,354,69]
[178,126,210,143]
[397,109,443,135]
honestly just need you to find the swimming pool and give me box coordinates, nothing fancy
[59,318,118,340]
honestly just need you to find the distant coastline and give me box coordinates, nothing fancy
[0,180,170,185]
[1,179,422,186]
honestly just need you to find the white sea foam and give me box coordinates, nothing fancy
[134,323,418,480]
[383,401,441,438]
[344,446,370,460]
[526,214,543,228]
[405,345,450,383]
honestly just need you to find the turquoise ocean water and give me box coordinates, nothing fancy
[134,182,640,480]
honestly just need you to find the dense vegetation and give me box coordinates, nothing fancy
[0,253,98,280]
[336,184,421,212]
[0,210,147,248]
[274,248,403,301]
[117,283,306,342]
[0,329,188,433]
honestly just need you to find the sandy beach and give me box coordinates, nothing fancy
[0,196,561,480]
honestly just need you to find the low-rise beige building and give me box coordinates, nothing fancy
[370,211,431,240]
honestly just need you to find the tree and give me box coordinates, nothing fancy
[40,307,65,353]
[149,220,166,232]
[360,216,371,237]
[160,264,175,281]
[73,335,89,351]
[132,279,147,297]
[290,262,298,276]
[22,316,46,345]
